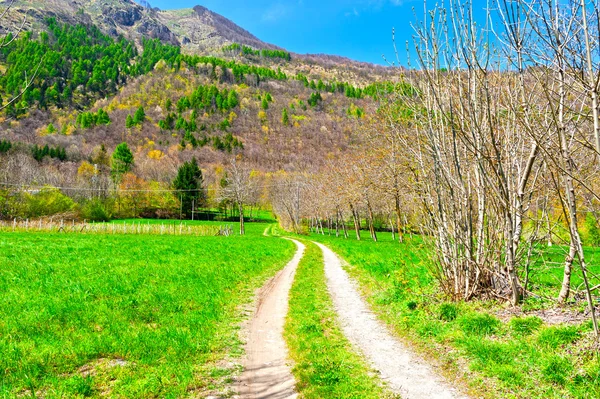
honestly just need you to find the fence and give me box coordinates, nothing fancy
[0,219,234,237]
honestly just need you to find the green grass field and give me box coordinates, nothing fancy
[307,231,600,399]
[0,223,294,398]
[284,241,392,398]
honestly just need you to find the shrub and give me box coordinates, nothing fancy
[24,187,75,218]
[79,199,112,222]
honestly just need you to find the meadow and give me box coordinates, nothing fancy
[307,231,600,399]
[0,221,294,398]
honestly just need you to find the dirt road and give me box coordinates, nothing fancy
[315,242,469,399]
[235,239,305,399]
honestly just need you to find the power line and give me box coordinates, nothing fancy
[0,180,308,194]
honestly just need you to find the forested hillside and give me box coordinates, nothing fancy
[0,5,396,221]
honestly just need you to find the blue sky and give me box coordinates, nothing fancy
[147,0,491,65]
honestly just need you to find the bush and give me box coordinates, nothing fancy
[510,316,543,336]
[79,199,112,222]
[458,313,501,336]
[24,187,75,218]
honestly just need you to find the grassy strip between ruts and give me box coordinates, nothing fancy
[0,226,294,398]
[307,232,600,399]
[284,240,395,399]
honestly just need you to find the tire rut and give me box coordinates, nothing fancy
[235,239,305,399]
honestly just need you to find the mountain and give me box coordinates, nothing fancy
[3,0,282,54]
[0,0,399,220]
[1,0,389,75]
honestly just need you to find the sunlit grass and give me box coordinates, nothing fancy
[307,231,600,399]
[0,226,294,398]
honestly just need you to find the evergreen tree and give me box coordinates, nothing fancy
[282,107,289,125]
[308,92,322,107]
[0,140,11,153]
[261,97,269,110]
[173,157,205,218]
[126,115,135,129]
[96,109,111,125]
[133,106,146,125]
[111,142,134,181]
[227,90,239,109]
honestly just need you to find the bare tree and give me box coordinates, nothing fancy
[220,157,257,235]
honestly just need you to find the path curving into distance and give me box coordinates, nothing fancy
[315,242,469,399]
[236,239,305,399]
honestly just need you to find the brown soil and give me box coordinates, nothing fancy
[234,239,305,399]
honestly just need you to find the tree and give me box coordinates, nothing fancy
[126,114,135,129]
[111,142,134,182]
[282,107,289,125]
[133,106,146,125]
[220,159,257,235]
[227,90,239,109]
[173,157,205,218]
[261,97,269,110]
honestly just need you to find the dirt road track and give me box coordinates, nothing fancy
[235,239,305,399]
[315,242,469,399]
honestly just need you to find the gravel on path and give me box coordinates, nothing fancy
[315,242,469,399]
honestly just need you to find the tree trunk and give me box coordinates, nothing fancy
[340,209,348,239]
[366,197,377,242]
[558,244,575,303]
[395,193,404,243]
[350,204,361,241]
[239,204,245,235]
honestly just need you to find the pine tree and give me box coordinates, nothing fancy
[227,90,239,109]
[282,107,289,126]
[261,97,269,110]
[97,109,111,125]
[111,142,134,181]
[126,114,135,129]
[173,157,205,218]
[133,106,145,125]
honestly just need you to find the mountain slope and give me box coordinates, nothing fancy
[1,0,278,53]
[158,5,281,53]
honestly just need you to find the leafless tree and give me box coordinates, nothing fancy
[219,157,257,235]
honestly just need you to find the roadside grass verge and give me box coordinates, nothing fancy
[284,241,394,398]
[0,229,294,398]
[308,232,600,399]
